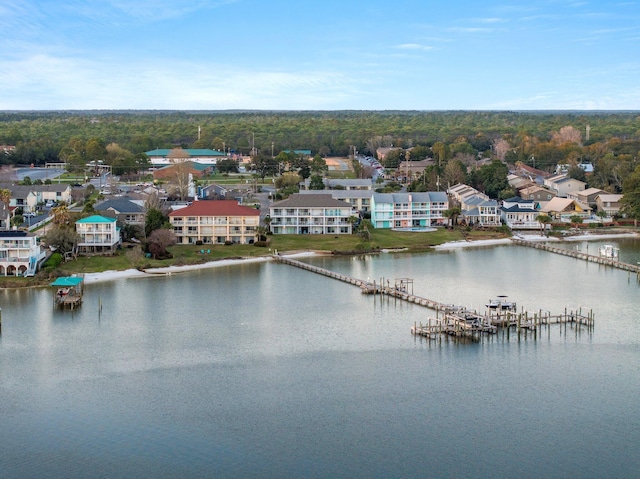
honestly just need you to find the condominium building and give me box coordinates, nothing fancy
[370,192,449,229]
[169,200,259,244]
[269,194,353,234]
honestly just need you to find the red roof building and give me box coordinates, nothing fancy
[168,200,260,245]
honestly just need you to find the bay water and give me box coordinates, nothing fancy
[1,239,639,478]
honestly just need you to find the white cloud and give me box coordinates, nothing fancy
[395,43,434,51]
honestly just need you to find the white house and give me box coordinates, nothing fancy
[500,197,541,230]
[75,215,121,255]
[269,194,353,234]
[0,230,46,276]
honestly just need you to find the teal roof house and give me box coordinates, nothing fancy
[75,215,121,255]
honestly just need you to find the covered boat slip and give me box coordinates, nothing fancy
[51,276,84,309]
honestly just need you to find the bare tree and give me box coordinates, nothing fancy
[147,228,176,259]
[552,126,582,145]
[492,138,511,161]
[167,148,191,200]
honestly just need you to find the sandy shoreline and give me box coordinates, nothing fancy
[83,232,638,284]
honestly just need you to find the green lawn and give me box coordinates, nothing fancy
[0,228,507,287]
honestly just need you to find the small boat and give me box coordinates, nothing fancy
[598,244,619,258]
[486,295,516,311]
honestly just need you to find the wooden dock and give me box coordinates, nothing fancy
[411,307,594,341]
[274,255,466,313]
[512,238,640,275]
[273,255,594,341]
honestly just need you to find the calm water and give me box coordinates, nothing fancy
[1,239,639,478]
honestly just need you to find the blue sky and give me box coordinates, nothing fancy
[1,0,639,110]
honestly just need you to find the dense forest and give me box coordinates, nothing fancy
[1,111,639,214]
[1,110,639,162]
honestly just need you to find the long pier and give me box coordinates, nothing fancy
[512,238,640,274]
[273,255,594,341]
[273,255,464,313]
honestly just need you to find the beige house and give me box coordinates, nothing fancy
[169,200,259,245]
[568,188,607,207]
[540,197,591,221]
[595,194,623,217]
[543,174,586,198]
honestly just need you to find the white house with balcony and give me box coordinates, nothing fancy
[500,197,541,230]
[0,230,46,276]
[269,194,353,234]
[370,192,448,229]
[75,215,121,255]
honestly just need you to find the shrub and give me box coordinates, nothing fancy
[253,241,268,247]
[43,253,63,270]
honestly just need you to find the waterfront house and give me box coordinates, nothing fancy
[500,197,541,230]
[595,194,623,217]
[75,215,121,255]
[539,197,591,221]
[568,188,607,208]
[269,194,353,235]
[169,200,259,244]
[459,196,501,227]
[370,192,448,229]
[0,230,46,276]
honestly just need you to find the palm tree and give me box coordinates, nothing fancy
[263,214,272,233]
[535,214,552,236]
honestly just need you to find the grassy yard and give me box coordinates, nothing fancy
[0,227,508,288]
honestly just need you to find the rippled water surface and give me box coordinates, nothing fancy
[1,239,639,478]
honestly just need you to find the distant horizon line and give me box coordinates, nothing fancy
[2,109,640,114]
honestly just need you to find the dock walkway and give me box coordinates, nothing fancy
[273,255,464,313]
[273,255,594,341]
[512,238,640,274]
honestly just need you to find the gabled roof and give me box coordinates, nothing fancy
[272,194,351,208]
[168,200,259,217]
[76,215,117,224]
[95,197,145,214]
[540,197,590,213]
[575,187,606,197]
[145,148,226,157]
[597,194,623,202]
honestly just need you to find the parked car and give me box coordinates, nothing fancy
[45,201,54,208]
